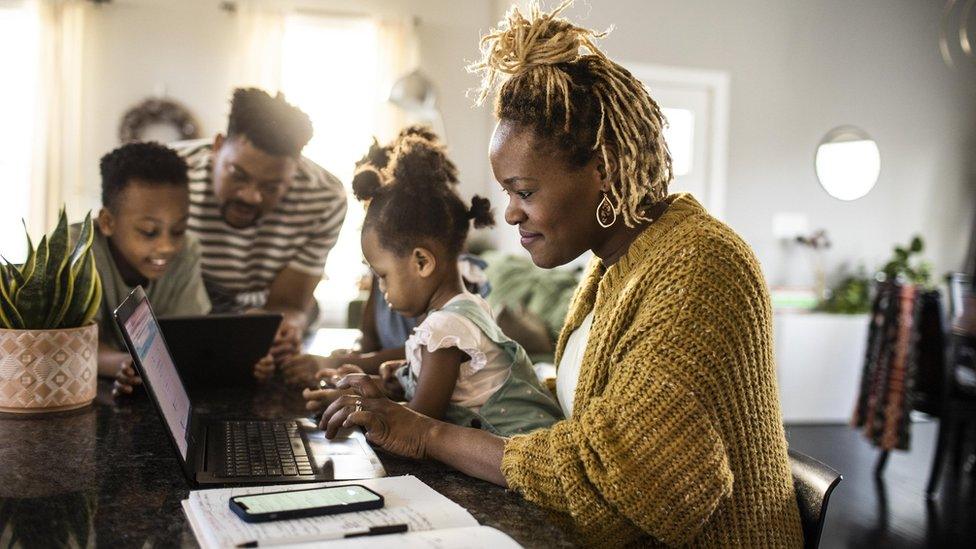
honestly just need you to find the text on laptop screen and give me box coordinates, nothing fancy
[124,299,191,460]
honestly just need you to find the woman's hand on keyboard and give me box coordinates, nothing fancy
[302,385,356,413]
[321,374,435,460]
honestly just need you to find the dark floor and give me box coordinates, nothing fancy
[785,420,976,549]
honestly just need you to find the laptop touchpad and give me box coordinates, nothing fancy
[298,418,386,479]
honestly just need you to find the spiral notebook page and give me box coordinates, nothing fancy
[271,525,521,548]
[182,475,520,548]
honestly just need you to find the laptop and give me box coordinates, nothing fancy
[159,313,281,392]
[113,285,335,487]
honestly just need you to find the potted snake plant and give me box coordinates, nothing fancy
[0,208,102,413]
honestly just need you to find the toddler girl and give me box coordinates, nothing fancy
[306,131,562,436]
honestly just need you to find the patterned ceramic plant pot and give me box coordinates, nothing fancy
[0,323,97,413]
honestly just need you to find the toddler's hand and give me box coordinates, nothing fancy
[378,360,407,400]
[315,363,365,386]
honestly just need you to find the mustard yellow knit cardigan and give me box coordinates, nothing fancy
[501,194,803,547]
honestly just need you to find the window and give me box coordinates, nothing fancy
[661,107,695,177]
[626,63,729,218]
[280,14,380,325]
[0,3,40,263]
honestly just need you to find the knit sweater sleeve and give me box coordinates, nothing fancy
[501,258,736,545]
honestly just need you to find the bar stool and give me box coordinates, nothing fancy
[789,448,843,549]
[926,273,976,498]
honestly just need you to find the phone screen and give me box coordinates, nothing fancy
[234,485,380,514]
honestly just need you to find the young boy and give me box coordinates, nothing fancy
[82,142,273,396]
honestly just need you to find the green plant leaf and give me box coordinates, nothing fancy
[14,235,49,329]
[79,267,102,327]
[61,250,98,328]
[42,208,71,327]
[52,211,99,328]
[48,249,76,329]
[14,227,36,285]
[0,269,24,329]
[52,210,95,328]
[2,260,20,296]
[4,254,26,292]
[67,211,95,271]
[910,236,923,253]
[0,264,10,295]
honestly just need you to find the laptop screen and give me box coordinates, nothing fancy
[122,298,192,460]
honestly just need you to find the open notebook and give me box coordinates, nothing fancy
[182,475,522,548]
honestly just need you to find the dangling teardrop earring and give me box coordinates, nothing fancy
[596,192,617,228]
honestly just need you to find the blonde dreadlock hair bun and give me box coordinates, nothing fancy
[468,0,673,227]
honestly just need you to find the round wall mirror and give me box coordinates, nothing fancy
[814,125,880,201]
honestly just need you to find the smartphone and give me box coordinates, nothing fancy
[229,484,384,523]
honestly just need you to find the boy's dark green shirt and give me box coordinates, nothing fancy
[70,223,211,350]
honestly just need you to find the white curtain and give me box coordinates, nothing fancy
[231,7,423,143]
[29,0,90,233]
[230,0,285,95]
[375,16,422,143]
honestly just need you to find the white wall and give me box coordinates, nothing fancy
[75,0,494,215]
[74,0,976,286]
[489,0,976,285]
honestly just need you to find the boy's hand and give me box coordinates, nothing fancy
[378,360,407,400]
[270,321,302,365]
[280,354,324,386]
[111,358,141,398]
[253,353,276,382]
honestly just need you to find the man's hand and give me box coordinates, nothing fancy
[270,321,302,365]
[253,353,276,382]
[281,354,325,386]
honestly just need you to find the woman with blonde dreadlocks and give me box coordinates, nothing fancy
[318,2,803,546]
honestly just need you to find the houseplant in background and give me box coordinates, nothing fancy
[0,208,102,413]
[816,266,872,314]
[878,235,931,286]
[816,235,931,314]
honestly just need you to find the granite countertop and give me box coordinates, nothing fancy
[0,380,578,548]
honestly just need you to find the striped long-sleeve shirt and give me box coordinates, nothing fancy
[175,140,347,313]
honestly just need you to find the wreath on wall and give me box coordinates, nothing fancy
[118,98,201,143]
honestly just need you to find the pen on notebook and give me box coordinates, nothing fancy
[234,523,409,547]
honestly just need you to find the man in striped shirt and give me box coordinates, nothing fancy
[174,88,347,366]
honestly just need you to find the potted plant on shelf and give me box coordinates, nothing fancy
[816,266,872,314]
[0,208,102,413]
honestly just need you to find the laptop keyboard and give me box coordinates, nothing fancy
[219,421,315,478]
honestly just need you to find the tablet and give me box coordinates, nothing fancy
[158,313,282,392]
